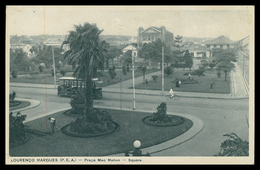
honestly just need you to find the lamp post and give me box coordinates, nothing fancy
[132,47,136,110]
[162,46,164,93]
[52,46,57,88]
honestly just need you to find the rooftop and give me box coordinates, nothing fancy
[204,35,236,45]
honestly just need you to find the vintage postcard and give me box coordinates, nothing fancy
[6,6,254,164]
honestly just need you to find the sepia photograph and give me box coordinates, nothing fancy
[6,6,254,164]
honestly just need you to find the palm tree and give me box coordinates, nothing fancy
[62,23,108,117]
[214,49,237,81]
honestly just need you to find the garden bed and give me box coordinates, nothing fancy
[9,101,31,111]
[10,108,193,156]
[61,121,120,138]
[142,115,184,127]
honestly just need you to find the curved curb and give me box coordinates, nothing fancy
[21,105,204,156]
[9,98,41,113]
[92,106,204,157]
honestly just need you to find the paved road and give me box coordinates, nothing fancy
[10,85,249,156]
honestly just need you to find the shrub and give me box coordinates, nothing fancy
[108,68,116,79]
[150,102,167,122]
[9,112,26,142]
[215,133,249,156]
[152,75,158,82]
[9,91,16,102]
[38,65,44,72]
[60,69,66,76]
[179,77,199,84]
[209,62,215,69]
[11,70,17,78]
[164,66,173,76]
[69,109,116,134]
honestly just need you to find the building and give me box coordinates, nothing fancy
[137,26,174,48]
[237,35,249,56]
[204,35,236,57]
[44,35,69,53]
[121,44,138,60]
[10,43,33,57]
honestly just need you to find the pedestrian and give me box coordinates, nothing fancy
[175,78,180,87]
[48,117,59,133]
[188,73,192,80]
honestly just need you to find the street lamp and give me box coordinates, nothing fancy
[132,47,136,110]
[52,46,57,88]
[162,46,164,93]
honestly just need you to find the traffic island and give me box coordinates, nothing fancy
[142,102,184,127]
[9,108,193,156]
[9,100,31,111]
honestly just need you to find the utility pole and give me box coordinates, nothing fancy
[132,47,136,110]
[162,46,164,93]
[52,46,57,88]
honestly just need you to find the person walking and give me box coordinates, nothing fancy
[188,73,192,80]
[48,117,59,133]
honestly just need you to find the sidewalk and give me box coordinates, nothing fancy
[10,64,249,100]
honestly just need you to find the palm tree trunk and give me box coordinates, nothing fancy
[85,74,93,117]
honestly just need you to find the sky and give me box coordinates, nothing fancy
[6,6,253,41]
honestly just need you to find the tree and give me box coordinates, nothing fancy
[10,49,31,72]
[214,49,237,81]
[173,35,183,51]
[122,50,132,71]
[200,59,208,69]
[138,66,147,83]
[107,46,122,68]
[184,50,193,70]
[138,39,171,70]
[62,22,108,117]
[172,35,184,70]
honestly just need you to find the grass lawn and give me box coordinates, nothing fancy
[9,100,31,111]
[9,69,159,87]
[134,70,230,94]
[9,108,192,156]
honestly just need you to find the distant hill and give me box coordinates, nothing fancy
[100,35,136,46]
[182,37,213,43]
[10,34,137,47]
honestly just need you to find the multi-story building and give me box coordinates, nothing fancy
[204,35,236,57]
[137,26,174,48]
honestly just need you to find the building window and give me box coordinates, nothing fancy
[207,45,210,48]
[214,45,216,48]
[220,45,223,48]
[227,45,230,48]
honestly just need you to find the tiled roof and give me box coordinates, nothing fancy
[44,36,66,46]
[204,35,235,45]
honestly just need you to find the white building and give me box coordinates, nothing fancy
[121,44,138,60]
[204,35,236,57]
